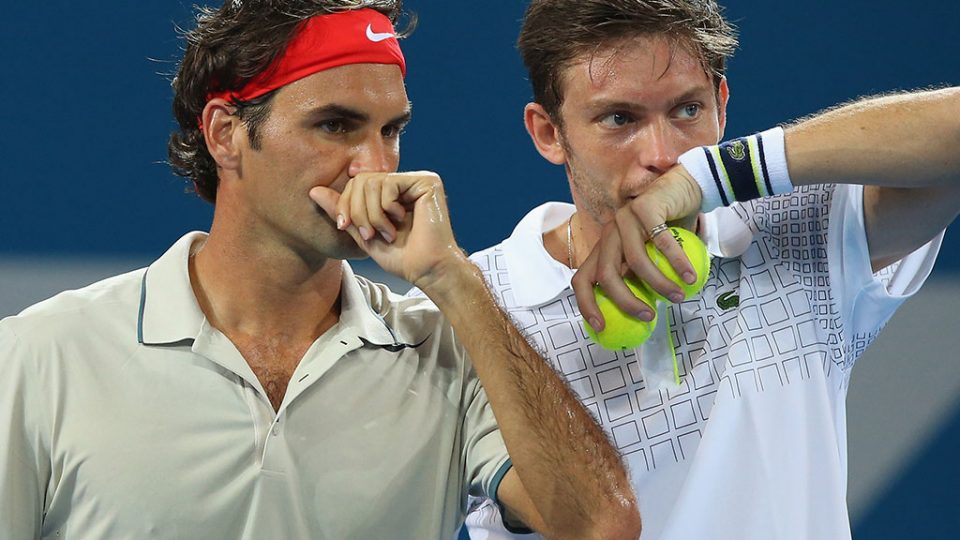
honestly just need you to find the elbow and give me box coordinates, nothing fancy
[548,505,642,540]
[591,484,642,540]
[544,490,642,540]
[582,503,642,540]
[601,510,642,540]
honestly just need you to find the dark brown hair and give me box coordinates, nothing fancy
[518,0,738,123]
[167,0,412,203]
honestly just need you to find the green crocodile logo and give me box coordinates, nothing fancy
[727,140,746,161]
[717,291,740,310]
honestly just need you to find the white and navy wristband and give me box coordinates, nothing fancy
[678,126,794,213]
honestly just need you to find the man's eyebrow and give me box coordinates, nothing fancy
[389,106,413,126]
[586,99,647,113]
[586,86,716,113]
[667,86,715,107]
[307,104,370,122]
[306,103,413,126]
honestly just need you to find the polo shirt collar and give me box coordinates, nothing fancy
[501,202,576,308]
[138,231,406,348]
[138,232,207,345]
[337,261,408,348]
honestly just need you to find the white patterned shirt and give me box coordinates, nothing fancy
[459,185,942,540]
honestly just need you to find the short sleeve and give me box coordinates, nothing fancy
[827,184,944,366]
[0,322,49,539]
[460,359,512,502]
[459,346,541,536]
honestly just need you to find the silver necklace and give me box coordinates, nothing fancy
[566,213,575,269]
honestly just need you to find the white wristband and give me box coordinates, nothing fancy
[678,126,793,213]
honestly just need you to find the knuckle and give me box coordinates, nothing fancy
[628,197,649,217]
[595,267,618,285]
[629,195,652,214]
[623,249,647,271]
[653,233,674,251]
[411,170,440,181]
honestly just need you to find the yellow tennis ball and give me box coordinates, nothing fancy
[645,226,710,302]
[583,278,657,351]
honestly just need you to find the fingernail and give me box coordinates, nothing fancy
[683,271,696,284]
[636,310,653,322]
[380,229,394,243]
[589,317,603,331]
[358,227,371,240]
[669,292,684,304]
[336,215,345,230]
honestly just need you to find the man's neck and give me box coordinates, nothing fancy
[542,211,603,270]
[188,230,343,343]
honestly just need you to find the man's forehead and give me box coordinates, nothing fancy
[565,35,708,89]
[558,35,713,107]
[276,64,410,113]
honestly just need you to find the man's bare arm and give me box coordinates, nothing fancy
[418,256,641,540]
[784,87,960,270]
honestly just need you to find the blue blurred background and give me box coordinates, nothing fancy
[1,1,958,537]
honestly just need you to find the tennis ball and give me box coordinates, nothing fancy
[646,227,710,302]
[583,278,657,351]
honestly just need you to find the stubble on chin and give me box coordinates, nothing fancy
[297,213,368,264]
[567,164,618,226]
[318,228,369,262]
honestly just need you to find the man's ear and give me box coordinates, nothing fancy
[716,77,730,140]
[201,99,242,172]
[524,102,567,165]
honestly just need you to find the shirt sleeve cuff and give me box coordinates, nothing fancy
[489,459,536,535]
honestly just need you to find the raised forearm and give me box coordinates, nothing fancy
[785,87,960,188]
[417,255,640,539]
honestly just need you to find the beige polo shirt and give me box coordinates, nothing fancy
[0,232,512,540]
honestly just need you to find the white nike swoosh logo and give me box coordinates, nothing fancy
[365,24,395,43]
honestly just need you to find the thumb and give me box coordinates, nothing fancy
[309,186,341,222]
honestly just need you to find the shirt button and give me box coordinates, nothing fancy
[272,424,280,436]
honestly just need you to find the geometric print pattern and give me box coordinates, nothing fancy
[471,185,900,474]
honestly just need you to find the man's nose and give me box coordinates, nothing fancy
[348,136,397,177]
[637,119,682,176]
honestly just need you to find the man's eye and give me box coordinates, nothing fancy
[381,125,404,138]
[678,103,701,119]
[319,120,347,134]
[600,113,633,128]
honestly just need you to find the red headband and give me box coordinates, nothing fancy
[207,8,406,105]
